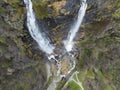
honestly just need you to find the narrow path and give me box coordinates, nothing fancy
[62,71,84,90]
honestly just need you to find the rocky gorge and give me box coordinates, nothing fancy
[0,0,120,90]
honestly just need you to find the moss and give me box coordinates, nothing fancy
[33,0,50,19]
[0,37,6,44]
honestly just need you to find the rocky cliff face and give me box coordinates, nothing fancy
[0,0,120,90]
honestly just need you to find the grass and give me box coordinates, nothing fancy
[67,81,82,90]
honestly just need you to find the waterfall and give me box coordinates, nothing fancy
[64,0,87,52]
[24,0,55,54]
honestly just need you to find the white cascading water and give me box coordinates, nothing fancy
[24,0,87,89]
[24,0,55,54]
[64,0,87,52]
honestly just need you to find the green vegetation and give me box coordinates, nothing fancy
[112,8,120,19]
[15,84,30,90]
[106,0,120,19]
[0,19,4,24]
[4,0,20,9]
[11,3,19,9]
[108,60,120,90]
[1,60,13,68]
[95,70,114,90]
[5,0,20,4]
[67,81,82,90]
[33,0,50,19]
[0,7,5,14]
[77,13,120,89]
[56,79,66,90]
[86,68,95,79]
[0,37,6,44]
[13,38,26,56]
[63,70,89,90]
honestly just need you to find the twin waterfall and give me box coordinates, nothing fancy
[24,0,87,78]
[24,0,87,89]
[24,0,87,55]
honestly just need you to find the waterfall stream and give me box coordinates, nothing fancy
[24,0,55,54]
[64,0,87,52]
